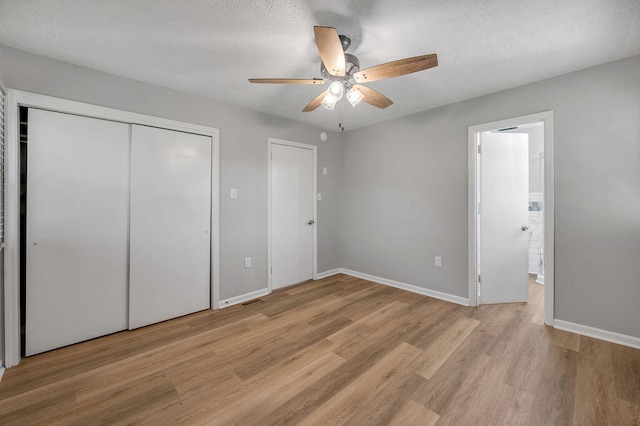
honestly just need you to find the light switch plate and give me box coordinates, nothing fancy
[230,188,238,199]
[317,192,322,201]
[323,167,328,176]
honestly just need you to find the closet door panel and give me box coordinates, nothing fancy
[26,109,130,356]
[129,125,211,329]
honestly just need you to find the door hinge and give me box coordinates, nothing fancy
[478,274,481,283]
[478,145,482,154]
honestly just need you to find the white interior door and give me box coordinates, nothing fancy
[129,125,211,329]
[271,142,314,289]
[479,132,529,304]
[26,109,130,356]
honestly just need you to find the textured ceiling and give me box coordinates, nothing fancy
[1,0,639,131]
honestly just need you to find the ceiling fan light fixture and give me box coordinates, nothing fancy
[327,81,344,100]
[251,27,434,113]
[346,87,364,107]
[321,93,338,110]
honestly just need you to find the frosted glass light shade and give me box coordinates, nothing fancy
[346,87,364,107]
[321,93,338,110]
[327,81,344,100]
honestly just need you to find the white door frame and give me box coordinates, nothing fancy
[267,137,318,291]
[4,90,220,368]
[468,111,555,326]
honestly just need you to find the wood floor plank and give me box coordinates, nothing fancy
[500,324,555,394]
[232,316,351,380]
[530,305,545,325]
[611,344,640,405]
[410,329,498,414]
[298,342,422,425]
[0,319,192,387]
[501,388,536,425]
[338,285,402,321]
[202,351,346,426]
[164,352,242,395]
[174,338,340,424]
[343,370,431,426]
[258,286,341,318]
[404,300,464,349]
[1,278,638,425]
[0,387,76,425]
[431,354,514,425]
[573,336,640,425]
[548,327,581,352]
[409,315,480,379]
[73,313,264,402]
[55,373,179,425]
[307,283,392,327]
[256,321,423,425]
[0,313,255,413]
[388,400,439,426]
[282,277,338,295]
[328,300,410,359]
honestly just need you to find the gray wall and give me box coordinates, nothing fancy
[341,55,640,339]
[0,45,342,301]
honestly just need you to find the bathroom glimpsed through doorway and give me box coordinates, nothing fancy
[470,110,554,324]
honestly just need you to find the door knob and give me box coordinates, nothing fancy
[307,219,315,225]
[521,225,529,231]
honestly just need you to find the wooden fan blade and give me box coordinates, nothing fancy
[314,26,345,77]
[353,54,438,83]
[352,84,393,109]
[249,78,324,84]
[302,90,327,112]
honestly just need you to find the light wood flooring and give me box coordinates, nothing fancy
[1,274,639,425]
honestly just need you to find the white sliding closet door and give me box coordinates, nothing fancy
[26,109,130,356]
[129,125,212,329]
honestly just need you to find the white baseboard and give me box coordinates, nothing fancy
[554,319,640,349]
[339,268,470,306]
[218,288,270,309]
[0,367,4,382]
[536,275,545,285]
[315,268,342,280]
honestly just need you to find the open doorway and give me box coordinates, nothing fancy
[498,123,545,282]
[468,111,554,326]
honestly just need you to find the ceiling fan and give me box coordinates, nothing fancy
[249,26,438,112]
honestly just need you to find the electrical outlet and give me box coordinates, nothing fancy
[323,167,328,175]
[230,188,238,199]
[244,257,251,268]
[435,256,442,267]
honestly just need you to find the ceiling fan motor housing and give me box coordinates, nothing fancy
[321,53,360,81]
[339,35,351,51]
